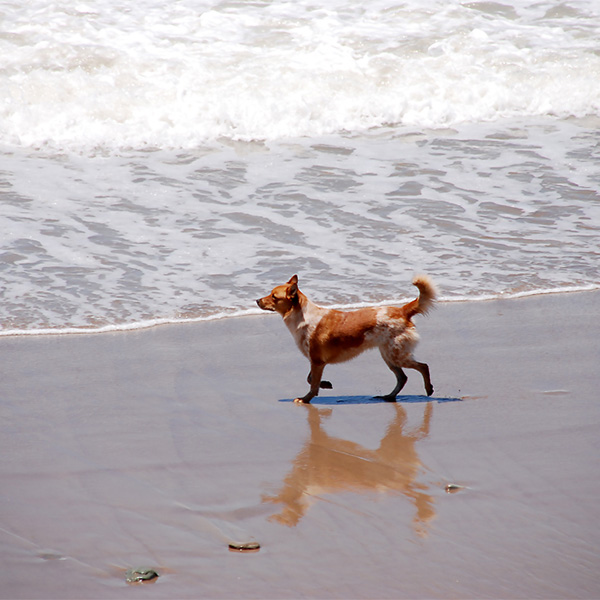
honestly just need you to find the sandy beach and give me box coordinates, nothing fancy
[1,291,599,599]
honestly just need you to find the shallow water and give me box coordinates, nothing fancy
[1,0,599,334]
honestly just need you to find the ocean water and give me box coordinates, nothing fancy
[1,0,599,334]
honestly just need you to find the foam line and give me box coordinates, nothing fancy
[2,285,597,338]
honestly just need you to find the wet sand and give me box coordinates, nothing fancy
[1,291,599,599]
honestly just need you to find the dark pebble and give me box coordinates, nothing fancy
[228,541,260,552]
[126,567,159,584]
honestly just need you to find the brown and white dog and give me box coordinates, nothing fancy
[256,275,436,403]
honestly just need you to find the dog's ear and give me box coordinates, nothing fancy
[287,274,298,299]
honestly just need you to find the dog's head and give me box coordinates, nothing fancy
[256,275,299,316]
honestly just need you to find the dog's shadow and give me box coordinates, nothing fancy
[279,395,461,405]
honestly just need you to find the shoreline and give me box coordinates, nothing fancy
[2,283,599,338]
[1,290,599,599]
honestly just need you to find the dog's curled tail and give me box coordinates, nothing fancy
[404,275,437,320]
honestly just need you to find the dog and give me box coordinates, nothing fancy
[256,274,436,403]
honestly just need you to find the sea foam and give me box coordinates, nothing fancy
[1,0,599,151]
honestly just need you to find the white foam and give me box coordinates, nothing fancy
[0,308,264,337]
[1,0,599,151]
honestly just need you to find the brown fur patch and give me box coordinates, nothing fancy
[311,308,378,364]
[383,306,410,322]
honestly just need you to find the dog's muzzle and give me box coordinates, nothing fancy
[256,299,275,311]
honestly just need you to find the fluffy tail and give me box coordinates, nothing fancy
[403,275,437,320]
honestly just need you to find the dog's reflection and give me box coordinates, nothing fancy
[263,402,435,536]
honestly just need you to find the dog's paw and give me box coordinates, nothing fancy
[320,380,333,389]
[294,396,313,404]
[375,394,397,402]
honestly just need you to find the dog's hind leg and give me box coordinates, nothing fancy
[405,359,434,397]
[377,362,408,402]
[308,371,333,390]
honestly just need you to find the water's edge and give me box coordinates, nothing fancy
[2,284,597,338]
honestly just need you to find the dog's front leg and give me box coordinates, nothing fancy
[295,362,325,404]
[307,371,333,390]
